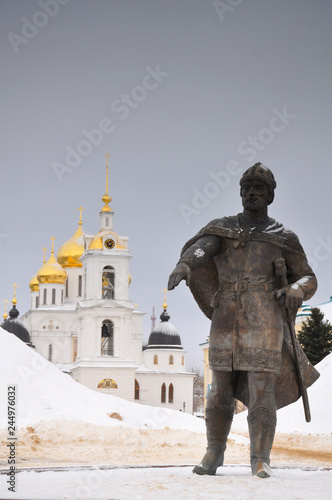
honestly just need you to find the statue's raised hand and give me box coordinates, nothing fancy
[168,263,191,290]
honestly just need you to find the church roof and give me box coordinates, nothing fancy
[146,307,183,350]
[37,238,67,285]
[1,304,31,344]
[57,212,85,268]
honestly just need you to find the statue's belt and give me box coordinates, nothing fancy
[211,283,277,306]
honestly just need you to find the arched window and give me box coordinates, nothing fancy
[181,355,184,366]
[48,344,53,362]
[161,383,166,403]
[168,383,174,403]
[169,355,174,365]
[153,354,158,365]
[98,378,118,389]
[102,266,115,299]
[134,379,140,400]
[101,320,114,356]
[72,337,77,362]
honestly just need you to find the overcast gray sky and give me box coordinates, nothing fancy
[1,0,332,366]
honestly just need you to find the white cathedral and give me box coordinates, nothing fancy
[20,163,195,413]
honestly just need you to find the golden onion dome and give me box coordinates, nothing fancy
[57,223,85,268]
[29,274,39,292]
[88,229,126,250]
[37,238,67,285]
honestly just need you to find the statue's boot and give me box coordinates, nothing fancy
[248,407,276,478]
[193,407,233,476]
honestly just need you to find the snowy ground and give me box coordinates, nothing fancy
[1,464,332,500]
[0,329,331,499]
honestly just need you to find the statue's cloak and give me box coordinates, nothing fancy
[180,216,320,410]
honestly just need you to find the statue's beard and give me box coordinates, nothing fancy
[242,197,266,211]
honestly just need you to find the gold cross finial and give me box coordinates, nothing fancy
[42,247,47,264]
[78,206,84,225]
[12,283,19,305]
[50,236,55,254]
[163,288,168,310]
[3,299,8,320]
[134,302,138,310]
[101,153,112,212]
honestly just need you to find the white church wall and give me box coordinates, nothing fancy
[71,365,136,401]
[38,283,65,307]
[130,311,145,365]
[22,309,78,364]
[64,267,83,303]
[143,348,185,372]
[135,372,194,414]
[30,291,39,310]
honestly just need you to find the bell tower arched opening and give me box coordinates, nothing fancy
[101,319,114,356]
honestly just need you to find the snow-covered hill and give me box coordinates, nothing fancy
[0,327,204,433]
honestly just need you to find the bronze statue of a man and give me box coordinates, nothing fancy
[168,164,319,478]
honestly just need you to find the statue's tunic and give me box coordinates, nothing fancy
[179,215,319,409]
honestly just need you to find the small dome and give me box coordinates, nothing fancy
[89,229,126,250]
[57,224,85,268]
[29,274,39,292]
[147,308,182,349]
[37,252,67,284]
[2,305,31,344]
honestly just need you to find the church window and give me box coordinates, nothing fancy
[161,383,166,403]
[78,275,82,297]
[169,355,174,365]
[72,337,77,362]
[101,320,114,356]
[52,289,56,304]
[61,290,63,303]
[168,383,174,403]
[43,289,47,305]
[48,344,53,362]
[65,278,69,298]
[105,217,109,227]
[181,355,184,366]
[134,379,140,400]
[153,354,158,365]
[102,266,115,299]
[35,296,39,308]
[97,378,118,389]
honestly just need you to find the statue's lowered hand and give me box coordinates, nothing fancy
[168,263,191,290]
[276,284,304,312]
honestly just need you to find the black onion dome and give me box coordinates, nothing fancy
[146,308,182,349]
[2,305,31,344]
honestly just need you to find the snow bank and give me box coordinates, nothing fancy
[0,328,204,433]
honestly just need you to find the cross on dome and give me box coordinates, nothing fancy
[163,288,168,310]
[3,299,8,320]
[78,206,84,225]
[101,153,112,212]
[12,283,19,305]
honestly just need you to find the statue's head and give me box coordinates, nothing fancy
[240,163,276,206]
